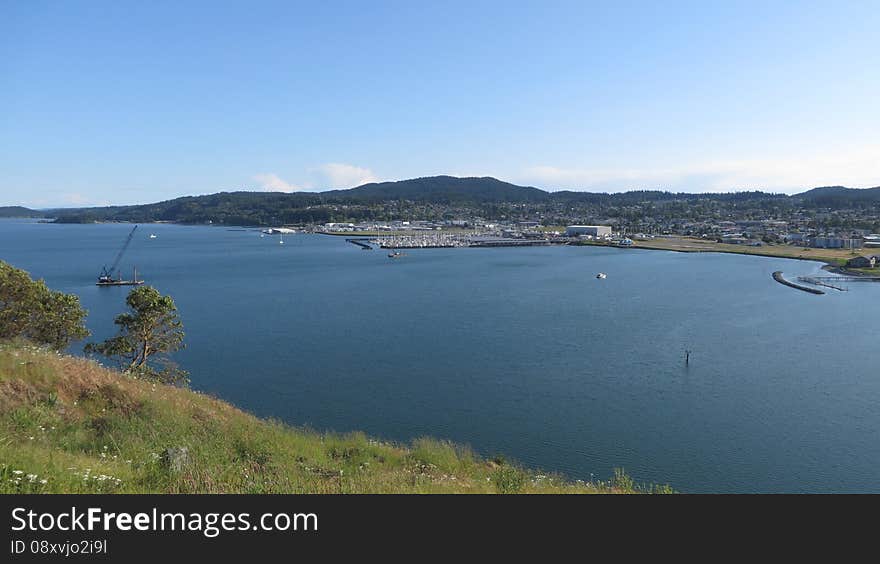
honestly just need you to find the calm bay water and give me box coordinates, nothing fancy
[2,219,879,492]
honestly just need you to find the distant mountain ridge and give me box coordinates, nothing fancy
[0,206,45,218]
[322,176,551,203]
[7,175,880,225]
[794,185,880,206]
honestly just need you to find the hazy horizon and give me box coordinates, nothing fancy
[3,1,879,207]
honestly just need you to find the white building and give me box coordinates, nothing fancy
[809,236,862,249]
[565,225,612,238]
[864,235,880,248]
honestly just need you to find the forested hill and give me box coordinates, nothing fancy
[17,175,880,226]
[321,176,551,203]
[0,206,45,218]
[794,186,880,207]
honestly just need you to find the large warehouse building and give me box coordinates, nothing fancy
[565,225,613,238]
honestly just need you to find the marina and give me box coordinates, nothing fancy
[360,233,564,249]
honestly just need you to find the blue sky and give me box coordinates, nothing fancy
[2,0,879,207]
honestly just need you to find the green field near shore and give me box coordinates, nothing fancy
[630,237,864,266]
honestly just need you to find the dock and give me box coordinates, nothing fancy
[797,276,848,292]
[802,275,880,282]
[467,236,552,248]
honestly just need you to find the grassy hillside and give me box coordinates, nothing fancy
[0,343,661,494]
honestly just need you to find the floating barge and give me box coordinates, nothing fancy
[96,225,145,286]
[96,279,145,287]
[97,267,144,286]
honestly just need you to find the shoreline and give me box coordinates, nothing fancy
[26,219,880,276]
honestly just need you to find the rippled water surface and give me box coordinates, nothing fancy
[2,220,878,492]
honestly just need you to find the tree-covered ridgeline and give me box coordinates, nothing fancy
[41,177,880,229]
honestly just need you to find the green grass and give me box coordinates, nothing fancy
[0,342,665,494]
[628,237,863,267]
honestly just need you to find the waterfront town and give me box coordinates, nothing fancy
[306,218,880,270]
[34,175,880,270]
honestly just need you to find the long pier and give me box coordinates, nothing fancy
[772,271,824,295]
[345,238,374,250]
[797,276,847,291]
[803,275,880,282]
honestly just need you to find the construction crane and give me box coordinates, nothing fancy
[97,225,143,285]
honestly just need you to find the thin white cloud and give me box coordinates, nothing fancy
[35,193,115,207]
[62,193,90,205]
[310,163,378,189]
[519,146,880,193]
[253,173,309,193]
[253,163,378,192]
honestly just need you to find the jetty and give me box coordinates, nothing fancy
[772,271,824,295]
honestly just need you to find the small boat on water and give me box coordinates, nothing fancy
[262,227,296,235]
[596,272,607,279]
[388,250,405,259]
[149,234,157,239]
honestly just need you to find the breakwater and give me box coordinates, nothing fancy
[772,271,824,295]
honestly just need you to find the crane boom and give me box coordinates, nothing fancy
[100,225,138,280]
